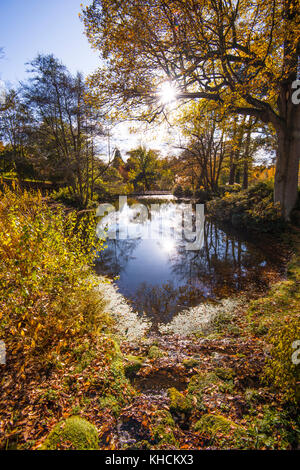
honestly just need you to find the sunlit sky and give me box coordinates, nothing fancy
[0,0,177,158]
[0,0,99,82]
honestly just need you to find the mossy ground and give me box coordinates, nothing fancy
[41,416,99,450]
[167,387,193,415]
[150,410,177,446]
[124,355,146,378]
[148,345,165,359]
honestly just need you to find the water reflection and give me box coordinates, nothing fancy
[95,201,283,323]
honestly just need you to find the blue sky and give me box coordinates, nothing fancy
[0,0,176,155]
[0,0,99,84]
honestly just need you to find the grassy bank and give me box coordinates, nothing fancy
[247,229,300,405]
[205,181,300,409]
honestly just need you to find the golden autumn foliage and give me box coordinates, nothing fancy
[82,0,299,119]
[82,0,300,219]
[0,185,108,374]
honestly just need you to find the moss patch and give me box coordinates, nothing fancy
[182,358,199,369]
[167,387,193,415]
[98,394,121,416]
[188,372,221,395]
[194,413,248,448]
[215,367,236,381]
[151,410,178,446]
[194,413,236,434]
[148,345,165,359]
[124,355,145,378]
[41,416,99,450]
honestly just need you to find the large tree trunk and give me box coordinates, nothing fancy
[242,120,252,190]
[274,4,300,221]
[274,84,300,220]
[229,159,236,185]
[274,127,299,220]
[242,160,248,190]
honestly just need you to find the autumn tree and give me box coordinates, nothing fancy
[176,101,265,190]
[0,89,34,179]
[22,55,106,206]
[177,110,227,192]
[126,146,161,191]
[225,115,255,188]
[83,0,300,219]
[158,156,176,190]
[112,148,124,169]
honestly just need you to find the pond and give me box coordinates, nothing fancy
[95,198,285,324]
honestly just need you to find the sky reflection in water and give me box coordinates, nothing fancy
[95,201,283,323]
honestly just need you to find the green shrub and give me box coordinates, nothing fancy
[51,186,83,208]
[173,184,184,198]
[41,416,99,450]
[51,186,100,208]
[194,188,213,202]
[219,183,242,195]
[207,181,283,232]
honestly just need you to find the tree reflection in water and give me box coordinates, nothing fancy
[95,201,283,324]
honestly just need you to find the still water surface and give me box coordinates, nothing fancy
[95,199,283,323]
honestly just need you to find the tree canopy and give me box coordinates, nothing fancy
[83,0,300,218]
